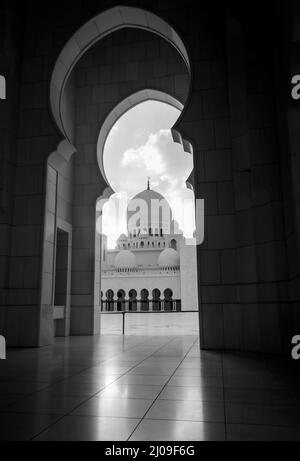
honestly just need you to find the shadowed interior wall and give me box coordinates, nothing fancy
[0,2,27,344]
[285,1,300,345]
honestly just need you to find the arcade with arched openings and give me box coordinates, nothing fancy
[101,288,181,313]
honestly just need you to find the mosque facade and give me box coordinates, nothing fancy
[101,183,198,312]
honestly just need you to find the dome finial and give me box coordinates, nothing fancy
[147,177,151,190]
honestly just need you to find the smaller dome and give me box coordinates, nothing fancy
[114,250,136,268]
[117,234,127,241]
[158,248,180,267]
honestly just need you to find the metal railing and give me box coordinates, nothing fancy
[101,309,198,335]
[101,299,181,313]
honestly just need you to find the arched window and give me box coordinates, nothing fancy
[128,289,137,312]
[170,239,177,250]
[152,289,161,311]
[117,289,126,311]
[141,241,144,247]
[164,289,173,311]
[106,290,115,311]
[140,289,149,312]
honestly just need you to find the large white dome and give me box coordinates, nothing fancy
[127,187,173,234]
[158,248,180,267]
[114,250,136,268]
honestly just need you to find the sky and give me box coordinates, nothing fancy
[100,101,195,248]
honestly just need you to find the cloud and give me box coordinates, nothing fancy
[160,173,180,190]
[103,113,195,246]
[121,130,169,175]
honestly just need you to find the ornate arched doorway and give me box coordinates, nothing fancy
[43,5,196,341]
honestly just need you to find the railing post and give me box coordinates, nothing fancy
[122,312,125,335]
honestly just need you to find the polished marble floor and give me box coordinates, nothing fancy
[0,335,300,441]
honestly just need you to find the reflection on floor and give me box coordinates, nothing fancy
[100,312,199,335]
[0,335,300,441]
